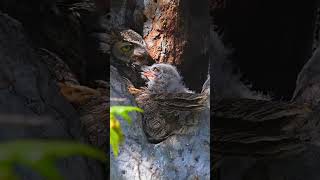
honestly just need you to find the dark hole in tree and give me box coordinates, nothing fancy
[213,0,316,100]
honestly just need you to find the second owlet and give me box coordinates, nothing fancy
[131,63,208,143]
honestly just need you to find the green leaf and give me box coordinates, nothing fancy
[31,159,63,180]
[109,106,143,157]
[0,140,107,180]
[0,164,18,180]
[110,129,121,157]
[110,106,143,124]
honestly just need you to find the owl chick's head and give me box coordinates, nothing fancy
[141,63,190,93]
[111,29,153,66]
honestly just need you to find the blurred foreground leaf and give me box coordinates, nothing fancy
[110,106,143,124]
[110,106,143,157]
[0,140,107,180]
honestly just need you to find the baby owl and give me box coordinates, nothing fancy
[132,63,208,143]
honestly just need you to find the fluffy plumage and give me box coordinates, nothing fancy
[141,63,192,94]
[133,63,207,143]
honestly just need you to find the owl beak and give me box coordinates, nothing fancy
[143,70,156,80]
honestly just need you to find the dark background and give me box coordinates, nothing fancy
[212,0,316,100]
[211,1,320,180]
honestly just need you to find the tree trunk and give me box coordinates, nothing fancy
[110,0,210,179]
[0,12,107,180]
[143,0,210,92]
[0,0,110,179]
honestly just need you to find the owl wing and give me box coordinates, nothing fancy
[58,82,108,150]
[79,95,108,151]
[141,93,207,144]
[213,98,313,158]
[150,93,207,111]
[142,112,178,144]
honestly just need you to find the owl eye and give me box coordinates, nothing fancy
[120,44,133,52]
[152,67,160,72]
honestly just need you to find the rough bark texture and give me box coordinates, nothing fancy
[144,0,184,64]
[110,66,210,180]
[0,0,109,84]
[143,0,210,92]
[0,12,106,179]
[109,0,210,179]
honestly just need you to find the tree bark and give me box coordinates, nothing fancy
[110,65,210,179]
[0,0,109,84]
[0,12,107,179]
[143,0,210,92]
[109,0,210,179]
